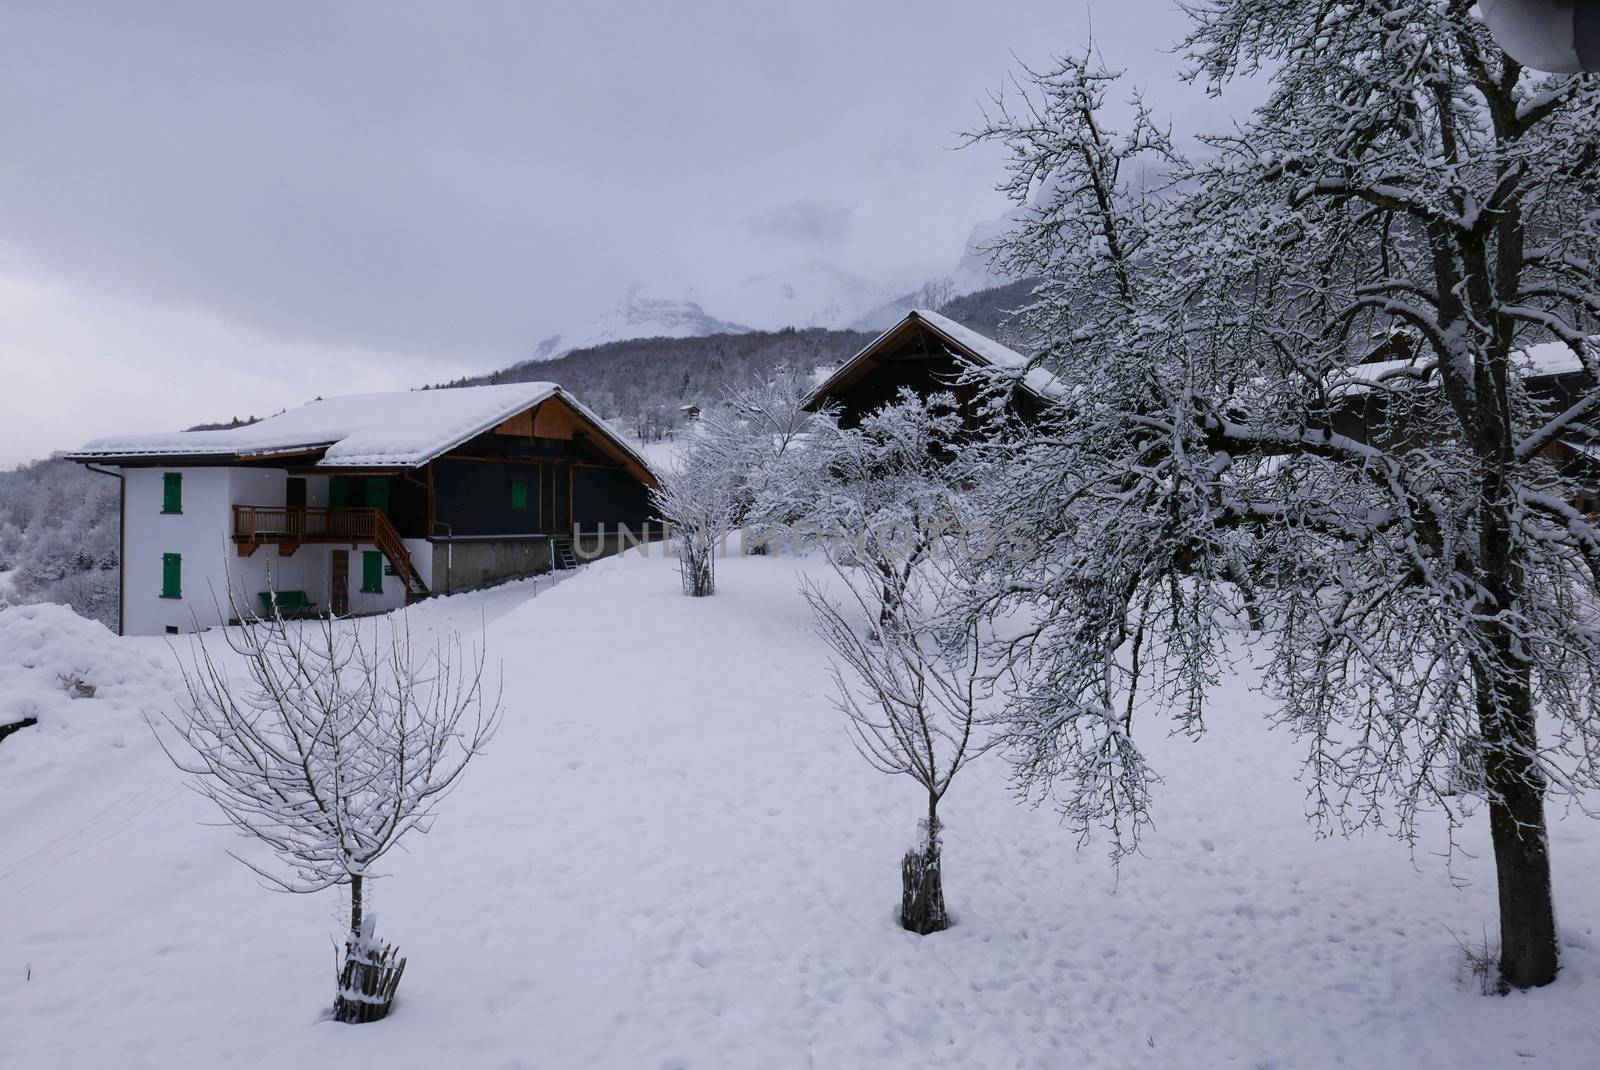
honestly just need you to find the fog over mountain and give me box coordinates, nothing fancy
[527,217,1015,362]
[0,2,1257,467]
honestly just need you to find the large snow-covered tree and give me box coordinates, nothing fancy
[969,3,1600,990]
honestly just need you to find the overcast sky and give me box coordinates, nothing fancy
[0,1,1240,467]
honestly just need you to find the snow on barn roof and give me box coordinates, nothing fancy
[804,308,1064,410]
[896,309,1068,400]
[69,382,650,473]
[1518,339,1590,378]
[1331,337,1595,397]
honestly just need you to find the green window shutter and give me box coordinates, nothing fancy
[361,550,383,593]
[511,480,529,510]
[366,477,390,515]
[162,472,182,514]
[161,553,181,598]
[329,476,349,509]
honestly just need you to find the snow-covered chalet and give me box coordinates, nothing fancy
[802,308,1059,428]
[68,383,658,636]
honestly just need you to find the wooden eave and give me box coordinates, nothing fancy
[803,311,1045,413]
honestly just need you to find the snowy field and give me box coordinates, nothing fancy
[3,550,1600,1069]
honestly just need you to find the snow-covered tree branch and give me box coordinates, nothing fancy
[967,6,1600,990]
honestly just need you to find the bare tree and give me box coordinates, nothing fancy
[805,550,990,935]
[968,7,1600,991]
[651,432,740,596]
[152,609,501,1021]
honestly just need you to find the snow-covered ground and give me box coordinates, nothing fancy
[3,552,1599,1068]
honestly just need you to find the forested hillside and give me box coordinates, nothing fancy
[433,326,875,441]
[434,279,1035,441]
[0,457,119,626]
[933,279,1036,346]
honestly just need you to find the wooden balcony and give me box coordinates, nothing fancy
[231,505,427,595]
[232,505,378,549]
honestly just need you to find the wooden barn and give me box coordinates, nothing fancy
[802,308,1057,428]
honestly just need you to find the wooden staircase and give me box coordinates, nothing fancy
[551,535,579,571]
[372,510,429,597]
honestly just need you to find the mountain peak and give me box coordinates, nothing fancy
[528,288,751,362]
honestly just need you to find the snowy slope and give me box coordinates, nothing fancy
[4,555,1600,1068]
[522,218,1014,363]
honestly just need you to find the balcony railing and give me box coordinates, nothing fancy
[232,505,379,543]
[231,506,426,594]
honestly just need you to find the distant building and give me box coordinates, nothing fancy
[69,383,658,635]
[802,308,1057,428]
[810,311,1600,517]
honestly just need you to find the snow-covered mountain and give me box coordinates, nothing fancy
[713,257,900,333]
[850,213,1021,331]
[531,286,752,362]
[524,219,1014,363]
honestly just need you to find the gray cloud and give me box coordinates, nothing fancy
[744,199,855,251]
[0,1,1252,462]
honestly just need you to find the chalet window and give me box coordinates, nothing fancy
[361,551,383,593]
[160,553,182,598]
[511,480,529,510]
[366,477,390,516]
[161,472,182,514]
[329,476,349,509]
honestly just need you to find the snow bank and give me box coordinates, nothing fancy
[0,602,171,735]
[0,603,177,806]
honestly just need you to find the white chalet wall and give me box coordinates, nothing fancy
[120,466,421,635]
[122,467,234,635]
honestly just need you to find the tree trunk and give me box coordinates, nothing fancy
[1478,666,1559,989]
[334,873,407,1023]
[349,874,363,942]
[0,716,39,746]
[900,796,948,935]
[1475,464,1559,989]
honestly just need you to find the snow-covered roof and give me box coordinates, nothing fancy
[805,309,1064,411]
[1518,339,1588,378]
[1332,338,1596,398]
[913,309,1067,400]
[70,382,651,474]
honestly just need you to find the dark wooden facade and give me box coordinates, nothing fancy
[290,393,659,542]
[803,311,1048,430]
